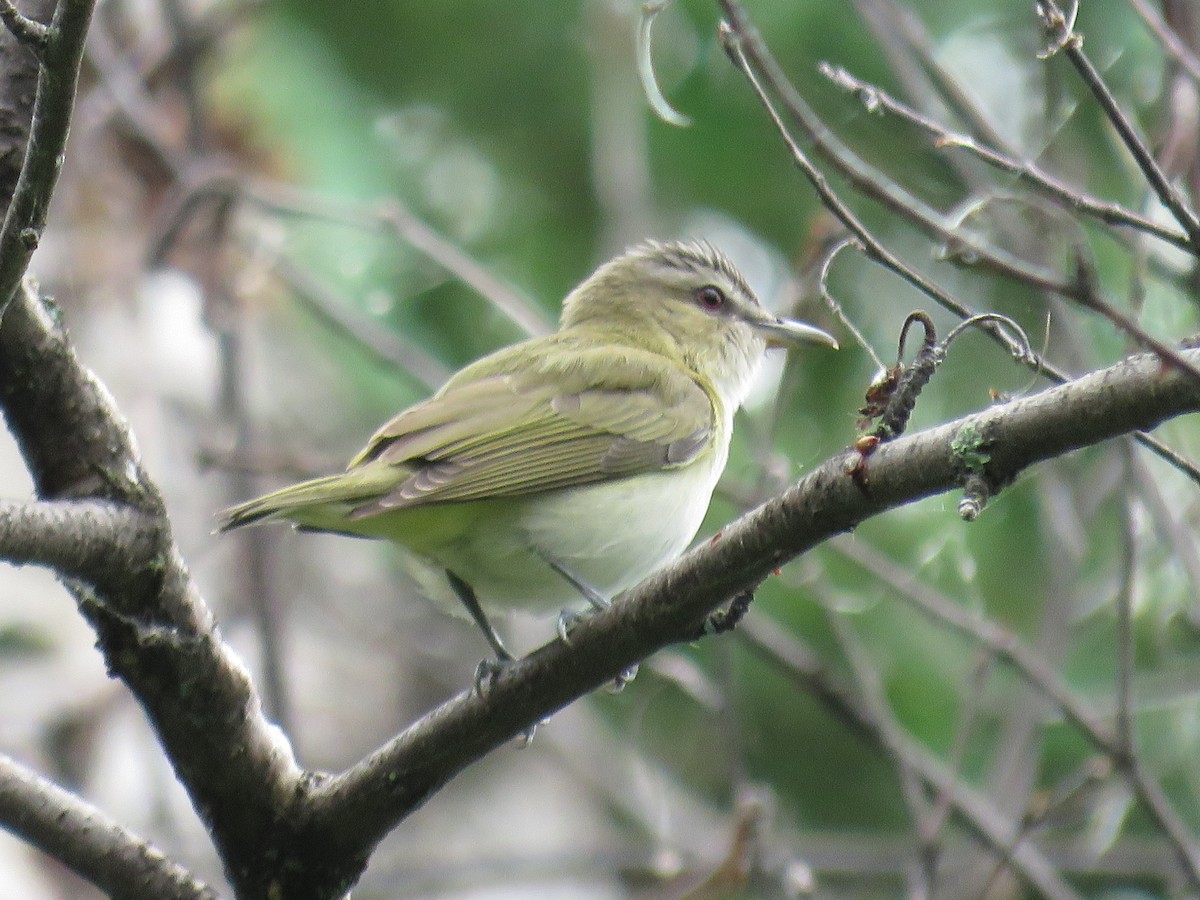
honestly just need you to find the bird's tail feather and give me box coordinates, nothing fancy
[216,470,389,532]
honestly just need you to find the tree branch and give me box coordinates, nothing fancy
[819,62,1192,252]
[296,346,1200,889]
[0,0,49,51]
[0,752,220,900]
[0,0,97,319]
[742,614,1083,900]
[0,0,53,223]
[0,281,304,897]
[1037,0,1200,252]
[0,498,162,581]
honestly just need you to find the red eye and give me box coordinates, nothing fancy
[695,285,725,310]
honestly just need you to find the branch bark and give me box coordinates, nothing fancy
[0,0,97,317]
[0,498,161,579]
[0,282,301,898]
[0,753,219,900]
[294,346,1200,894]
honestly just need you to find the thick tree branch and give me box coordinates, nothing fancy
[294,347,1200,891]
[0,281,302,897]
[0,0,96,319]
[0,753,219,900]
[0,498,161,581]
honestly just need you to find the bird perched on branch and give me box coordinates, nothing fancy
[219,240,837,671]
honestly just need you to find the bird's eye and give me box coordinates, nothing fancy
[694,285,726,311]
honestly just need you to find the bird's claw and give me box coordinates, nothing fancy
[606,663,639,693]
[472,658,546,744]
[556,608,638,692]
[556,608,588,644]
[473,656,515,696]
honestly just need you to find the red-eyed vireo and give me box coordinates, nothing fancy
[219,240,837,664]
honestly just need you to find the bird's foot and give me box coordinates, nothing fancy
[472,657,543,744]
[473,655,515,697]
[556,608,588,644]
[606,663,639,694]
[556,604,637,691]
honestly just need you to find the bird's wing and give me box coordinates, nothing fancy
[346,347,714,515]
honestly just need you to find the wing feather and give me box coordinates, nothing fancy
[345,342,715,517]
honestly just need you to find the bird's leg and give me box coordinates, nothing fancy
[444,569,514,693]
[540,551,609,611]
[443,571,545,742]
[539,551,608,641]
[537,550,637,691]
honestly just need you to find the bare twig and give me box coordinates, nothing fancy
[1115,453,1137,756]
[1125,0,1200,84]
[266,251,452,390]
[820,62,1193,253]
[718,22,1028,366]
[857,0,1016,155]
[239,180,553,337]
[152,174,552,339]
[717,0,1148,317]
[637,0,691,126]
[831,536,1200,888]
[818,238,887,371]
[1037,0,1200,253]
[742,614,1083,900]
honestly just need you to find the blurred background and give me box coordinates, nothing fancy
[2,0,1200,897]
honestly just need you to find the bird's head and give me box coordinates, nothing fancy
[560,239,837,408]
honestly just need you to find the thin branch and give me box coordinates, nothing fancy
[717,21,1027,365]
[151,173,551,342]
[820,62,1193,252]
[859,0,1016,155]
[300,346,1200,884]
[1115,450,1138,756]
[266,250,451,390]
[1125,0,1200,85]
[716,0,1200,486]
[725,7,1200,387]
[716,0,1153,318]
[0,752,220,900]
[1037,0,1200,253]
[1127,451,1200,623]
[741,615,1083,900]
[831,535,1200,887]
[825,609,940,898]
[818,238,887,371]
[0,0,97,319]
[0,0,49,51]
[240,179,553,338]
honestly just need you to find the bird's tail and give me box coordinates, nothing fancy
[216,469,391,532]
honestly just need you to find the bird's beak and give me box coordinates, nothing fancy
[750,314,839,350]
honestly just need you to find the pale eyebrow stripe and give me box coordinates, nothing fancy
[641,240,759,306]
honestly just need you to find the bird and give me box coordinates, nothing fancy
[218,239,837,670]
